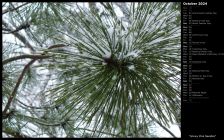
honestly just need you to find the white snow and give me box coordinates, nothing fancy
[128,65,135,70]
[128,91,132,100]
[95,85,99,89]
[112,75,117,80]
[107,26,114,37]
[114,5,124,18]
[124,50,140,59]
[103,51,112,59]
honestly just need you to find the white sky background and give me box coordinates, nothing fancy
[2,2,181,138]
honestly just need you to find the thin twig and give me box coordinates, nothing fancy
[2,43,69,117]
[2,2,29,15]
[2,19,35,52]
[4,22,30,34]
[2,59,36,115]
[48,44,69,49]
[3,54,50,65]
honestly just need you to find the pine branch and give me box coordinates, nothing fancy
[2,59,36,116]
[2,43,68,117]
[3,22,30,34]
[3,54,50,65]
[2,19,35,52]
[2,2,29,15]
[3,129,30,138]
[48,44,69,49]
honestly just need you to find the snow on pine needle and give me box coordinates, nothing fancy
[45,2,181,137]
